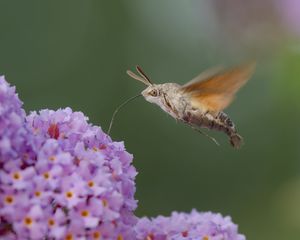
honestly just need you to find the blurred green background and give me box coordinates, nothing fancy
[0,1,300,239]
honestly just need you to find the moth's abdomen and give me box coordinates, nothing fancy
[216,112,233,126]
[229,133,243,148]
[214,112,243,148]
[184,110,243,148]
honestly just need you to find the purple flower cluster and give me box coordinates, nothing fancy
[0,78,137,239]
[0,77,245,240]
[135,210,245,240]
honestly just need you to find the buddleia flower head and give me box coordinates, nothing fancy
[0,76,137,239]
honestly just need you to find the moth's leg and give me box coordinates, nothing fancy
[172,111,181,124]
[182,119,220,146]
[191,125,220,146]
[182,110,192,123]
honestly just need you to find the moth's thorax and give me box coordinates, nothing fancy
[142,83,189,119]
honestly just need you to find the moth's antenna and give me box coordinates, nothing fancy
[126,66,153,86]
[136,65,153,85]
[107,94,142,135]
[191,126,220,146]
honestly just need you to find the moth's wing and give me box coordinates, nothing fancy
[183,65,224,87]
[181,62,256,113]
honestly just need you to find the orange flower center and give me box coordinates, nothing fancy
[43,172,50,179]
[81,210,89,217]
[102,199,108,207]
[49,156,56,161]
[88,181,94,187]
[146,234,154,240]
[35,191,41,197]
[93,231,101,239]
[65,233,73,240]
[66,191,73,198]
[13,172,21,180]
[48,219,55,226]
[24,217,33,226]
[93,147,98,152]
[5,196,14,204]
[117,234,123,240]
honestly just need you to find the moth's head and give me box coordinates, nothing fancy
[126,65,164,105]
[141,84,162,104]
[127,65,161,104]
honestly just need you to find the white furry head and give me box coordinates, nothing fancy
[141,84,162,105]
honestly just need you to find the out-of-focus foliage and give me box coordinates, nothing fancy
[0,1,299,239]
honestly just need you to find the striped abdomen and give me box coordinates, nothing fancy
[184,111,243,148]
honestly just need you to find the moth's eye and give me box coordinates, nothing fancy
[149,89,158,97]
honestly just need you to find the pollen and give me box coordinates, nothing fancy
[35,191,41,197]
[81,210,89,217]
[102,199,108,207]
[88,181,94,187]
[12,172,21,180]
[48,218,55,226]
[5,195,14,204]
[203,236,209,240]
[49,155,56,161]
[146,234,154,240]
[92,231,101,239]
[65,233,73,240]
[65,191,73,198]
[43,172,50,179]
[92,146,98,152]
[24,217,33,226]
[117,234,123,240]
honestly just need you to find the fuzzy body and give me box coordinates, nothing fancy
[182,110,243,148]
[142,83,243,148]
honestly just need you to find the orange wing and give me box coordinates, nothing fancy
[182,62,256,113]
